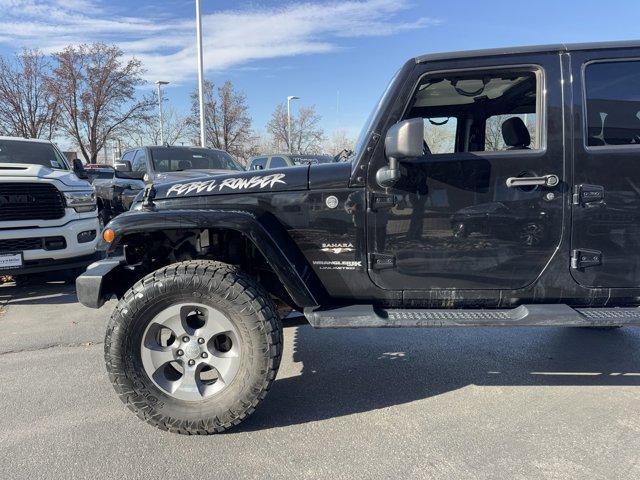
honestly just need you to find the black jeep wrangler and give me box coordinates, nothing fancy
[78,41,640,434]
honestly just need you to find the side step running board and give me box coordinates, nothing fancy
[303,304,640,328]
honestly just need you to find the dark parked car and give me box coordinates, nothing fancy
[93,145,243,224]
[248,153,335,170]
[78,40,640,435]
[83,164,115,184]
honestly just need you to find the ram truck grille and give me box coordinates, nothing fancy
[0,183,65,221]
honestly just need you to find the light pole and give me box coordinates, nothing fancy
[287,95,299,153]
[155,80,169,145]
[195,0,206,147]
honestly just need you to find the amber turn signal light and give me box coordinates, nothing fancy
[102,228,116,243]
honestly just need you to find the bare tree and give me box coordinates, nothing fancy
[48,43,154,163]
[424,119,457,154]
[0,50,59,139]
[324,129,355,156]
[190,80,257,161]
[123,105,190,148]
[267,103,325,154]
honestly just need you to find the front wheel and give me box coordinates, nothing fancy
[104,260,282,434]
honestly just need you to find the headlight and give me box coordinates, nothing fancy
[63,190,96,213]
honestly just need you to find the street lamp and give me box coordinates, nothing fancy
[155,81,169,145]
[195,0,206,147]
[287,95,300,154]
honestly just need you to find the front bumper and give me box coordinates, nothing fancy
[0,217,101,275]
[76,257,127,308]
[1,252,102,276]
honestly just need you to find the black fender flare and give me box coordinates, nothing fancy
[101,209,325,308]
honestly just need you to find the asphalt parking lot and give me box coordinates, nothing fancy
[2,281,640,479]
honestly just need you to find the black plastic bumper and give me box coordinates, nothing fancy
[75,256,126,308]
[0,252,102,277]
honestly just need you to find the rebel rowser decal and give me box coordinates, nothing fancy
[166,173,286,196]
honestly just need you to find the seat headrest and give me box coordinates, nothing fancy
[501,117,531,148]
[602,110,640,145]
[178,160,193,170]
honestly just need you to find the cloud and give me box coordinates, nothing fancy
[0,0,438,84]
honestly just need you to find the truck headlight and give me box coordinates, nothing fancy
[63,190,96,213]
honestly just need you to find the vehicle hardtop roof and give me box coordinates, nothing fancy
[0,136,53,144]
[414,39,640,64]
[124,145,227,152]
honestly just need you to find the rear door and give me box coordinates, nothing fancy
[570,49,640,287]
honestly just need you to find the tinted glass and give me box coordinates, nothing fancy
[132,150,147,172]
[585,61,640,146]
[121,151,134,162]
[268,156,288,168]
[0,140,68,169]
[151,147,242,172]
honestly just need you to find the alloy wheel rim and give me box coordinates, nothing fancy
[140,303,241,401]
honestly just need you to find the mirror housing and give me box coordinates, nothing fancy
[72,158,89,180]
[114,160,132,172]
[377,118,424,188]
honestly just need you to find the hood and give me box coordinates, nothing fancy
[154,165,310,199]
[0,162,90,188]
[153,169,232,183]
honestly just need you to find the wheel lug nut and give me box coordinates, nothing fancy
[201,352,208,358]
[182,336,190,343]
[176,349,184,357]
[198,338,205,344]
[188,359,195,366]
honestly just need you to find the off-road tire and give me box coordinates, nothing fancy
[104,260,282,434]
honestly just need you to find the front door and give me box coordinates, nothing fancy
[368,53,565,291]
[570,50,640,288]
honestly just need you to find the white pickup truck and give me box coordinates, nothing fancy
[0,137,100,278]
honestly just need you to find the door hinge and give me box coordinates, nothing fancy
[571,249,602,269]
[370,253,396,270]
[370,193,396,211]
[572,184,605,207]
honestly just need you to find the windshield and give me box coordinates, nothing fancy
[0,140,68,169]
[352,68,402,163]
[150,147,243,172]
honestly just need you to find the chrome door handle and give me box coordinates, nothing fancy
[506,174,559,188]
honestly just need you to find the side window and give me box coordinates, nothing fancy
[250,157,267,170]
[405,69,541,154]
[121,151,134,162]
[585,60,640,147]
[423,117,457,154]
[485,114,537,151]
[269,156,288,168]
[132,150,147,172]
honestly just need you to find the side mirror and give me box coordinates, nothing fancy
[377,118,424,188]
[114,160,132,172]
[72,158,89,180]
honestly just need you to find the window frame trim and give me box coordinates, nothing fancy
[581,57,640,153]
[401,63,547,158]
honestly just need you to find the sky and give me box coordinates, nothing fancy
[1,0,640,145]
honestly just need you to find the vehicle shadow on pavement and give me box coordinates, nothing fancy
[238,324,640,432]
[0,280,78,306]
